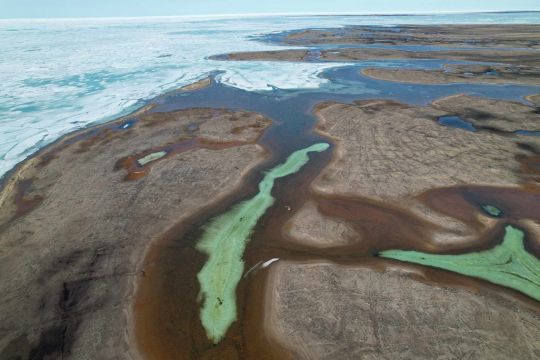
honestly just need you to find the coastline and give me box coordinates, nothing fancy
[2,18,540,359]
[0,102,156,201]
[0,78,275,359]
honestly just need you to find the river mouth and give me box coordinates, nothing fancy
[134,46,540,358]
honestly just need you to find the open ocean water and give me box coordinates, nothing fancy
[1,12,539,178]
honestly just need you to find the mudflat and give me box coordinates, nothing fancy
[432,94,540,132]
[362,64,540,86]
[311,98,536,200]
[0,100,271,359]
[282,96,540,252]
[270,89,540,358]
[266,261,540,360]
[219,47,540,67]
[282,24,540,48]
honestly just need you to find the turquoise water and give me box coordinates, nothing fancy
[196,142,329,343]
[1,12,539,178]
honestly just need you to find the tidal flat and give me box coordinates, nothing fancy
[1,20,540,360]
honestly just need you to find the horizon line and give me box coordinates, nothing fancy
[1,9,540,22]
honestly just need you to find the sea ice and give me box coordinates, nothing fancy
[1,13,539,178]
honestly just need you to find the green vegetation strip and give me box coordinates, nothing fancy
[196,142,330,343]
[137,151,167,166]
[380,225,540,301]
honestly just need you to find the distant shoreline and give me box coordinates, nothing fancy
[2,10,540,22]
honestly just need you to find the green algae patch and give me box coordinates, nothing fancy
[137,151,167,166]
[380,225,540,301]
[481,204,503,217]
[196,142,330,343]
